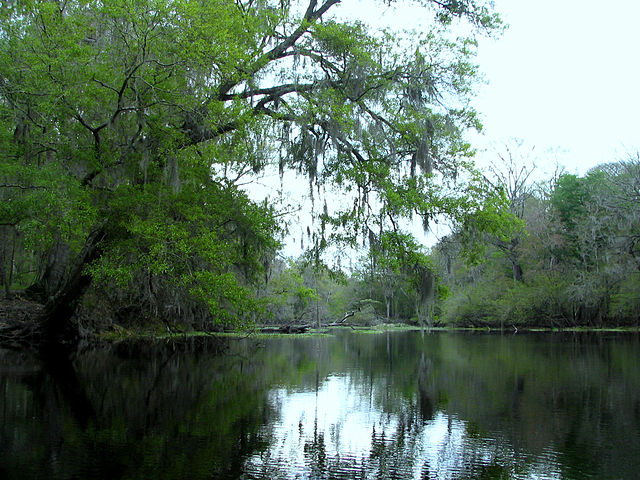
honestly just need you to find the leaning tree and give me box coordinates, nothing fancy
[0,0,503,344]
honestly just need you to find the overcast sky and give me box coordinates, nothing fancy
[336,0,640,176]
[471,0,640,175]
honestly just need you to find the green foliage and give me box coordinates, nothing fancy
[550,172,605,265]
[435,156,640,328]
[262,259,320,324]
[0,162,97,252]
[0,0,502,333]
[86,180,280,327]
[354,229,446,324]
[551,174,587,231]
[608,273,640,323]
[456,173,527,266]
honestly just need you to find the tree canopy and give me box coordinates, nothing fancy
[0,0,503,342]
[433,154,640,328]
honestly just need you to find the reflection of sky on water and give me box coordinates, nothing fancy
[243,374,564,479]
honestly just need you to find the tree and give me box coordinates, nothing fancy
[261,258,319,325]
[365,231,442,326]
[0,0,501,344]
[434,154,640,328]
[452,141,534,283]
[597,155,640,271]
[550,171,614,270]
[482,141,537,281]
[368,231,404,321]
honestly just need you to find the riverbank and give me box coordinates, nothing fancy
[0,296,43,326]
[97,322,640,344]
[2,297,638,348]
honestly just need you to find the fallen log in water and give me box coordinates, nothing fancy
[259,324,312,334]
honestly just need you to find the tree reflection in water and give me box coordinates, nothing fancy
[242,373,563,479]
[0,332,639,479]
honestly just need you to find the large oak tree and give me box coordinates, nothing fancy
[0,0,501,343]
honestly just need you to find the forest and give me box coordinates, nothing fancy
[262,149,640,331]
[0,0,637,348]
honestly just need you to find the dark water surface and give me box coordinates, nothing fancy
[1,331,639,479]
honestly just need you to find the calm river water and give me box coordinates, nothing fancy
[1,331,639,479]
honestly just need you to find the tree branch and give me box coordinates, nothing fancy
[218,0,341,98]
[220,81,319,101]
[0,184,47,190]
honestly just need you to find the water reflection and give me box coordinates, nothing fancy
[0,332,639,479]
[243,374,566,480]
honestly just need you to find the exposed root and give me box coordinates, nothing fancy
[0,296,44,348]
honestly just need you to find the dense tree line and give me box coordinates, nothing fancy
[263,152,640,330]
[259,247,444,329]
[433,152,640,328]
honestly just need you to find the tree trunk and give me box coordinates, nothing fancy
[0,226,12,297]
[39,227,106,345]
[26,240,71,302]
[512,261,524,282]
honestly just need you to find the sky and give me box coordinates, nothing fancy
[335,0,640,176]
[470,0,640,175]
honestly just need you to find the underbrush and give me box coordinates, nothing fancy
[439,270,640,328]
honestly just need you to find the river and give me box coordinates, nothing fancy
[1,330,639,479]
